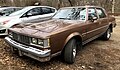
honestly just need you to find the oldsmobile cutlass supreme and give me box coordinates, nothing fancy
[5,6,116,64]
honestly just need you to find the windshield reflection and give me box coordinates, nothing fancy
[53,8,86,20]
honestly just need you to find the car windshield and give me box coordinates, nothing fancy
[0,8,8,16]
[9,7,28,16]
[53,7,86,20]
[0,8,22,16]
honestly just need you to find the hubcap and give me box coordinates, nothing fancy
[107,29,111,38]
[73,47,76,58]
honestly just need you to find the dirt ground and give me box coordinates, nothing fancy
[0,16,120,70]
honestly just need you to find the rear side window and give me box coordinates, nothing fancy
[42,7,55,14]
[51,8,55,13]
[96,8,106,18]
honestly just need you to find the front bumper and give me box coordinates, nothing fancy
[5,37,51,62]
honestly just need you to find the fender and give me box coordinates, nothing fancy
[63,32,82,47]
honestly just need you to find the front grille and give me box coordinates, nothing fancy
[12,32,30,44]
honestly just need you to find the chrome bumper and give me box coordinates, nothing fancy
[5,37,51,62]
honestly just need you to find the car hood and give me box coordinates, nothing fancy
[28,19,73,32]
[0,16,19,23]
[10,19,83,38]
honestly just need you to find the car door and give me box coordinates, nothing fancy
[84,7,100,40]
[20,7,43,23]
[96,8,109,34]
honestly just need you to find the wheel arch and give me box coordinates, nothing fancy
[62,32,82,52]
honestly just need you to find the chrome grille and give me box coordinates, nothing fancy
[12,32,30,44]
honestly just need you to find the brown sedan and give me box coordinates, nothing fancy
[5,6,116,64]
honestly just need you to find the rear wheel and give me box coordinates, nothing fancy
[64,38,77,64]
[101,28,111,40]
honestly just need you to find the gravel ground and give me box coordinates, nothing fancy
[0,16,120,70]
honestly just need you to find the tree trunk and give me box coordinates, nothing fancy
[68,0,73,6]
[58,0,62,9]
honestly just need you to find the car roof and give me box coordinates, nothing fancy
[9,6,57,17]
[60,5,103,9]
[0,7,22,10]
[23,6,56,10]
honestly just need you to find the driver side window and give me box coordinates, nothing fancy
[88,8,98,20]
[22,7,42,17]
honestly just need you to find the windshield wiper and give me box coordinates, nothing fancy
[59,18,71,20]
[59,18,67,19]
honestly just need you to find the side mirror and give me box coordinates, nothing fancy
[93,16,97,20]
[88,16,98,22]
[21,13,32,18]
[26,13,32,17]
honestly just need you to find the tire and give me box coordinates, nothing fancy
[64,38,77,64]
[102,28,111,40]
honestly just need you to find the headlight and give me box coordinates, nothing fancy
[30,38,50,48]
[38,39,44,46]
[31,38,37,44]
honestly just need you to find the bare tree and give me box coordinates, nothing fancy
[0,0,120,12]
[58,0,62,9]
[68,0,72,6]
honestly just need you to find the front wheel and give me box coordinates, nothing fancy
[101,28,111,40]
[64,39,77,64]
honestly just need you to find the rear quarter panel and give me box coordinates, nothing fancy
[108,16,116,27]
